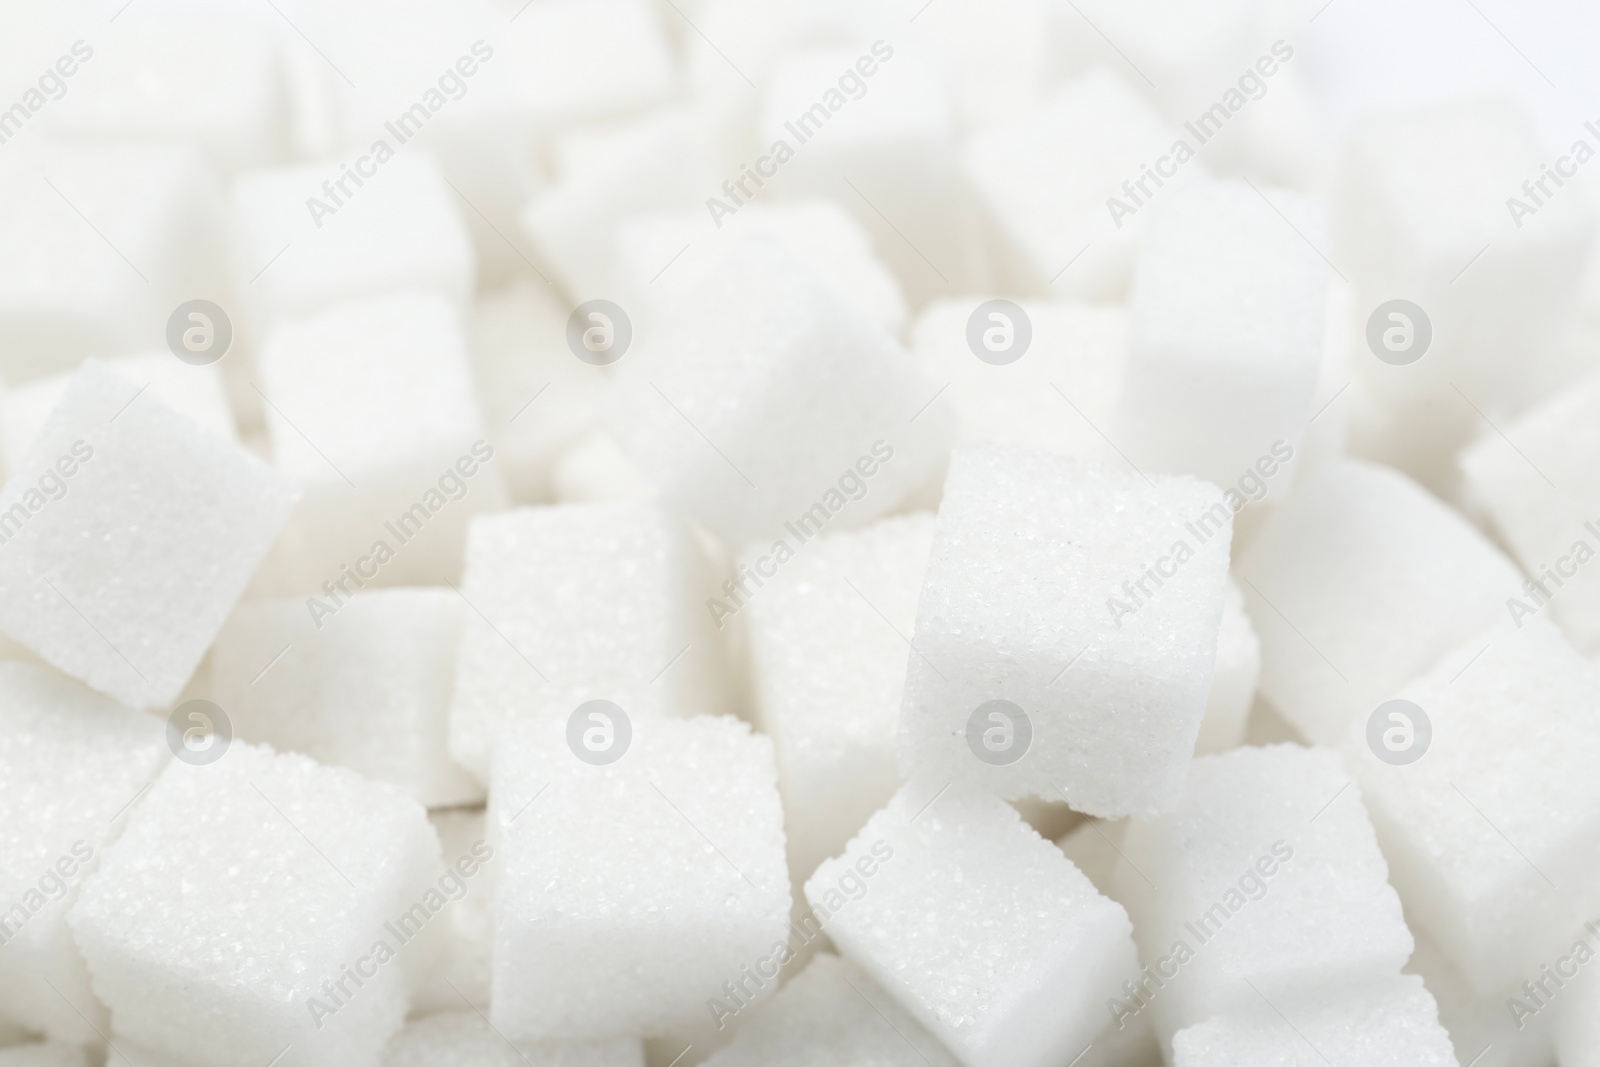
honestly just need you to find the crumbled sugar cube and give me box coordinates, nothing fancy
[1118,180,1327,487]
[0,1043,90,1067]
[0,360,297,708]
[1406,927,1556,1067]
[551,431,651,504]
[963,69,1202,299]
[1194,578,1260,755]
[907,299,1129,463]
[489,714,790,1039]
[2,352,236,473]
[410,809,494,1016]
[1236,458,1522,744]
[448,502,728,781]
[1170,975,1455,1066]
[0,141,225,382]
[1116,745,1413,1043]
[1341,618,1600,995]
[1460,369,1600,654]
[0,663,167,1043]
[1338,99,1596,488]
[384,1010,643,1067]
[607,235,951,545]
[68,742,442,1067]
[898,445,1232,816]
[741,512,935,880]
[210,589,480,807]
[467,280,609,503]
[808,783,1138,1067]
[229,154,475,334]
[505,0,675,135]
[256,292,506,592]
[614,200,908,337]
[699,952,959,1067]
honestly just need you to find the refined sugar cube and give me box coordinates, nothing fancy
[607,235,950,545]
[700,952,958,1067]
[230,154,475,334]
[68,742,441,1067]
[210,588,481,807]
[0,360,297,708]
[0,663,167,1043]
[1118,179,1327,487]
[409,809,494,1016]
[1194,578,1260,755]
[448,502,728,781]
[1237,458,1522,744]
[898,445,1232,816]
[741,512,935,880]
[489,714,790,1039]
[808,783,1138,1067]
[1341,618,1600,994]
[1116,745,1413,1042]
[1170,975,1455,1066]
[256,292,506,591]
[384,1010,643,1067]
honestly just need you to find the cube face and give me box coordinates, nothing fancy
[1237,459,1522,744]
[488,715,791,1039]
[68,743,441,1067]
[230,155,475,334]
[701,953,958,1067]
[1121,180,1327,486]
[1117,745,1413,1039]
[447,502,727,781]
[384,1010,644,1067]
[257,293,505,591]
[742,513,934,881]
[898,446,1231,816]
[807,784,1137,1067]
[0,663,168,1043]
[211,589,480,807]
[1342,619,1600,994]
[608,235,951,545]
[0,361,298,709]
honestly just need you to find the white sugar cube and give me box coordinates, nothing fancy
[230,154,475,335]
[809,783,1137,1067]
[384,1010,643,1067]
[1195,578,1261,756]
[1171,975,1455,1066]
[741,512,934,880]
[608,235,950,545]
[0,360,296,708]
[1237,458,1522,744]
[0,1044,90,1067]
[69,743,441,1067]
[898,445,1232,816]
[1116,745,1413,1043]
[614,201,908,337]
[448,502,727,781]
[1460,369,1600,654]
[210,589,480,807]
[1341,618,1600,994]
[489,714,790,1039]
[409,809,494,1016]
[0,142,224,382]
[0,663,167,1043]
[256,293,505,592]
[700,952,958,1067]
[1118,180,1327,487]
[964,69,1202,299]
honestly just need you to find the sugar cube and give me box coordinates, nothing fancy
[0,360,297,708]
[0,663,167,1043]
[607,234,951,545]
[1236,458,1522,744]
[741,512,934,880]
[808,783,1138,1067]
[448,502,728,781]
[384,1010,643,1067]
[489,714,790,1039]
[1194,578,1260,755]
[898,445,1232,816]
[256,292,506,592]
[68,742,442,1067]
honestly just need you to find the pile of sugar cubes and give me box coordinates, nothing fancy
[3,0,1600,1065]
